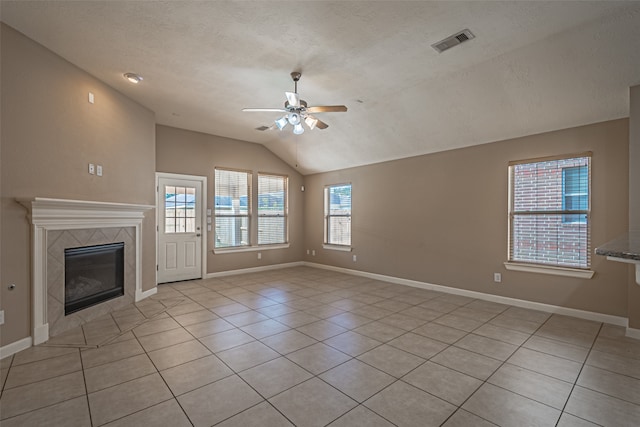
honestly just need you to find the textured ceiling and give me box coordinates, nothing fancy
[2,1,640,174]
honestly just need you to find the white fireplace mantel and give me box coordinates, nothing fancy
[18,197,154,345]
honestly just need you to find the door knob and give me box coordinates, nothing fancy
[196,233,201,237]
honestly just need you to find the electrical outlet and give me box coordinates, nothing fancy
[312,250,316,256]
[97,165,103,176]
[494,273,502,283]
[257,252,262,260]
[0,310,4,325]
[306,249,310,255]
[353,254,357,262]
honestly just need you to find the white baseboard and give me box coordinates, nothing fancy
[304,262,629,327]
[0,337,32,360]
[626,327,640,339]
[33,323,49,346]
[206,261,304,278]
[136,286,158,302]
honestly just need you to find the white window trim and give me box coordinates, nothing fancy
[213,243,290,254]
[507,152,592,273]
[504,262,595,279]
[324,183,352,247]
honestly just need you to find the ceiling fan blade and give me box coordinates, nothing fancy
[305,114,328,130]
[242,108,287,112]
[315,119,329,129]
[285,92,300,108]
[306,105,348,113]
[255,124,276,131]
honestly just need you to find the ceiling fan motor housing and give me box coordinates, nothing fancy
[285,100,307,109]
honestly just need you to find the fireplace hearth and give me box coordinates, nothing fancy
[65,242,125,315]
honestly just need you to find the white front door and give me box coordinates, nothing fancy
[157,176,203,283]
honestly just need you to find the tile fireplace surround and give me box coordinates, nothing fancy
[18,198,155,345]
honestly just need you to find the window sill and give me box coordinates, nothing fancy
[504,262,595,279]
[323,244,352,252]
[213,243,289,254]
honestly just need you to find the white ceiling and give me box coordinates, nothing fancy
[2,1,640,174]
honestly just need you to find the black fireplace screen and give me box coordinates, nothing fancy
[64,242,125,315]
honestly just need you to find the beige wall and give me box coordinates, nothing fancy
[304,119,630,317]
[0,24,157,346]
[156,125,304,273]
[628,85,640,328]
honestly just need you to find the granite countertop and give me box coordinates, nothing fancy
[595,232,640,261]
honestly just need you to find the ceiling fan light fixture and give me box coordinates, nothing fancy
[293,123,305,135]
[305,116,318,130]
[287,112,301,126]
[275,116,288,130]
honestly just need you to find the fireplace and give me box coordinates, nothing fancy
[65,242,125,315]
[18,197,155,345]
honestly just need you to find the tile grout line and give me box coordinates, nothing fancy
[553,322,605,427]
[0,355,15,398]
[77,345,96,427]
[136,331,196,427]
[0,348,87,424]
[435,308,554,426]
[174,287,310,427]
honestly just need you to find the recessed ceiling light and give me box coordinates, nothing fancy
[123,72,143,84]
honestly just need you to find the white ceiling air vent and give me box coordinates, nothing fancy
[431,29,475,53]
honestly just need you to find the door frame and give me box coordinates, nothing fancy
[155,172,208,284]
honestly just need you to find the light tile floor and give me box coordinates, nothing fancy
[1,266,640,426]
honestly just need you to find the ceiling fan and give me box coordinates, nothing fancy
[242,72,347,135]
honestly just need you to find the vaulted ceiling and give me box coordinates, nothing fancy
[2,1,640,174]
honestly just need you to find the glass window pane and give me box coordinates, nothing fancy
[164,185,199,234]
[215,216,249,248]
[258,217,286,245]
[328,185,352,215]
[186,217,195,233]
[215,170,250,215]
[327,216,351,246]
[512,213,588,268]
